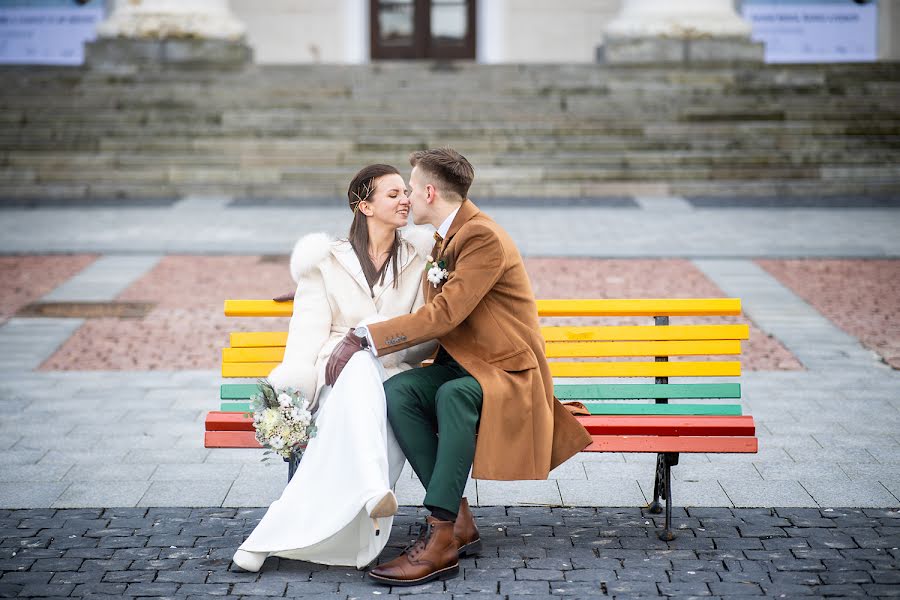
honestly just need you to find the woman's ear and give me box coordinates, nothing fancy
[359,201,374,216]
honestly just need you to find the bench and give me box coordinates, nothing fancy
[206,297,757,540]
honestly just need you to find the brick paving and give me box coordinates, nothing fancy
[758,259,900,370]
[40,256,293,371]
[36,256,799,372]
[0,256,97,325]
[1,506,898,599]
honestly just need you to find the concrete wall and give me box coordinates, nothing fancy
[231,0,367,63]
[497,0,619,63]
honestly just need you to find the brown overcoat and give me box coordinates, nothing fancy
[367,200,592,480]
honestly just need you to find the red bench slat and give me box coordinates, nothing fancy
[576,415,755,437]
[205,411,254,432]
[205,431,261,448]
[585,435,758,453]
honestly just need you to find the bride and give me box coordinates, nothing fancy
[232,164,436,571]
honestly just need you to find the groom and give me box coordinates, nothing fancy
[326,147,591,586]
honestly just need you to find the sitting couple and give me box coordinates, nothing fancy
[232,147,591,586]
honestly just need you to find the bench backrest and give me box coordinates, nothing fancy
[220,298,747,411]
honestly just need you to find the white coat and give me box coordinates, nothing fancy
[267,228,437,405]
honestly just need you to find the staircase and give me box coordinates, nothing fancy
[1,62,899,201]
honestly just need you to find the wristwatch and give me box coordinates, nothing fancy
[353,328,370,349]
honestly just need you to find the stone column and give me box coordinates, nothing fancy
[86,0,252,69]
[600,0,763,64]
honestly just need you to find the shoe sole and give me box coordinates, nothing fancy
[368,563,459,586]
[458,538,482,557]
[368,492,399,519]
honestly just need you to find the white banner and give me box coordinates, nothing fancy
[742,2,878,63]
[0,6,104,65]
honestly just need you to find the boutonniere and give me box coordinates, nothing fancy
[425,255,449,288]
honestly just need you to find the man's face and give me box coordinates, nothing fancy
[406,166,430,226]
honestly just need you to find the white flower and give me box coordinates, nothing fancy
[427,265,448,288]
[269,435,285,450]
[426,255,433,263]
[277,393,293,408]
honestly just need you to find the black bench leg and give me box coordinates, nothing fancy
[647,453,664,514]
[658,452,679,542]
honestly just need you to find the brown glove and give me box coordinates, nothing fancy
[273,291,295,302]
[325,330,368,386]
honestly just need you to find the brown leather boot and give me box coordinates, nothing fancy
[454,497,481,557]
[368,516,459,586]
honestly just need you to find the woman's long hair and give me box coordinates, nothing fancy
[347,164,403,292]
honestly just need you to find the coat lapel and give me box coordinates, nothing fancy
[331,242,374,298]
[441,199,480,252]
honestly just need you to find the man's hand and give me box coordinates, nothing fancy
[325,329,368,386]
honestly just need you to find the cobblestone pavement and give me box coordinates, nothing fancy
[1,506,898,599]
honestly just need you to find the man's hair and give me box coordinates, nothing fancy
[409,147,474,200]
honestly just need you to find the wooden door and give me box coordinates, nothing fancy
[371,0,476,60]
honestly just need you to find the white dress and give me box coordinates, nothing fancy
[237,350,407,568]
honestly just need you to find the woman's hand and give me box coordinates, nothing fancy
[325,329,368,386]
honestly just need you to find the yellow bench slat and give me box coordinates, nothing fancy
[230,331,289,348]
[549,361,741,378]
[544,340,741,358]
[225,300,293,317]
[223,362,280,377]
[223,347,285,363]
[224,340,740,364]
[541,324,749,342]
[536,298,742,317]
[225,298,743,318]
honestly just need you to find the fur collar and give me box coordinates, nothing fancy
[288,227,436,283]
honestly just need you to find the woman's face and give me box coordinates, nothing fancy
[361,173,410,229]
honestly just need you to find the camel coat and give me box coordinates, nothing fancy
[368,200,592,480]
[267,230,437,405]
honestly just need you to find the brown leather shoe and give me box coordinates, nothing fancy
[454,497,482,557]
[368,516,459,586]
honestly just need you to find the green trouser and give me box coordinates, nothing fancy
[384,351,483,516]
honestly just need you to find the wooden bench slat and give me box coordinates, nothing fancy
[585,435,758,453]
[545,339,741,358]
[542,324,749,342]
[223,360,743,379]
[221,383,260,399]
[225,300,293,317]
[231,331,288,347]
[223,347,285,363]
[206,411,254,431]
[584,403,742,416]
[537,298,742,317]
[222,362,280,377]
[549,361,741,378]
[554,383,741,400]
[225,298,743,318]
[224,340,743,363]
[576,415,755,436]
[221,401,252,412]
[205,431,261,448]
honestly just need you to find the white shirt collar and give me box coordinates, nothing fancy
[436,206,460,239]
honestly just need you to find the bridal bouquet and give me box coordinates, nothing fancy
[249,380,317,460]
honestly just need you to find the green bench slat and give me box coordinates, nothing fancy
[221,383,261,400]
[585,403,742,416]
[220,401,252,412]
[554,383,741,400]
